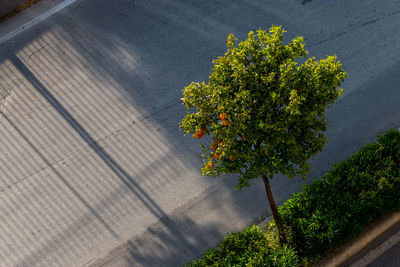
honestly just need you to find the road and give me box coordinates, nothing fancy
[0,0,399,266]
[369,239,400,267]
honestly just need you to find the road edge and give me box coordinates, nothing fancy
[0,0,77,46]
[315,211,400,267]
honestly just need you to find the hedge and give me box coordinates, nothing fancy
[187,225,299,267]
[279,129,400,261]
[186,129,400,266]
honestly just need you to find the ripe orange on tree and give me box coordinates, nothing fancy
[193,127,205,139]
[206,162,214,170]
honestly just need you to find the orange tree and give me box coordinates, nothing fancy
[180,26,347,244]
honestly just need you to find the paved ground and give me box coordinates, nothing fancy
[339,221,400,267]
[368,238,400,267]
[0,0,399,266]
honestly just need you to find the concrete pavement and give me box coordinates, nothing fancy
[0,0,399,266]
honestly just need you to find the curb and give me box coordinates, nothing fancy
[0,0,40,22]
[0,0,74,46]
[315,212,400,267]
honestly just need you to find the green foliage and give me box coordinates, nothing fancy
[186,225,299,267]
[279,129,400,262]
[180,26,347,189]
[186,130,400,266]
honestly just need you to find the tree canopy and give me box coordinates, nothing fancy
[180,26,347,189]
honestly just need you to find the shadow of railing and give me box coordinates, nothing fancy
[10,54,169,224]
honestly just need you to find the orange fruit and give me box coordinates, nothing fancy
[194,127,205,138]
[214,154,221,160]
[221,120,229,126]
[220,113,227,120]
[193,133,202,139]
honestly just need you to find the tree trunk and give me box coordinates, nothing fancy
[262,175,287,244]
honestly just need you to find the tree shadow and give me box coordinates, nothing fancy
[103,216,222,267]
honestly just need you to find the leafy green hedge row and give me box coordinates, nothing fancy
[187,129,400,266]
[187,225,299,267]
[279,129,400,261]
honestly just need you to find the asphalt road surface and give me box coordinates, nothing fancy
[0,0,399,266]
[369,240,400,267]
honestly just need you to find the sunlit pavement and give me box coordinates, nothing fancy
[0,0,400,266]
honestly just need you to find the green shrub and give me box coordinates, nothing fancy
[188,130,400,266]
[279,129,400,261]
[187,225,299,267]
